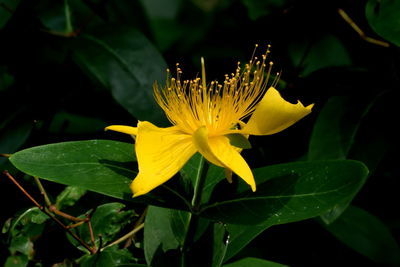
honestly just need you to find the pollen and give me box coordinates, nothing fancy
[154,45,275,136]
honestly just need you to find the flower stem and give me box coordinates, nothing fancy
[181,155,209,266]
[191,155,209,211]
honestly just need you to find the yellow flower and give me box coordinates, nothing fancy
[106,46,313,197]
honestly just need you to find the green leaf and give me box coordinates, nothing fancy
[200,160,368,224]
[169,209,191,246]
[73,28,168,124]
[309,93,389,223]
[144,206,180,267]
[289,34,351,76]
[73,202,135,249]
[79,247,140,267]
[35,0,102,35]
[55,186,87,210]
[366,0,400,46]
[0,0,21,29]
[4,255,28,267]
[9,140,136,200]
[186,222,229,267]
[308,96,365,161]
[9,235,33,259]
[227,134,252,149]
[204,160,369,261]
[223,257,289,267]
[139,0,183,51]
[324,206,400,265]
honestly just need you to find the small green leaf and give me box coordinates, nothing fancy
[75,202,135,248]
[366,0,400,46]
[226,134,252,149]
[4,255,28,267]
[79,247,139,267]
[56,186,87,210]
[9,235,33,259]
[223,257,289,267]
[9,140,135,200]
[324,206,400,265]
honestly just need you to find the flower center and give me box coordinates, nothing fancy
[154,45,279,136]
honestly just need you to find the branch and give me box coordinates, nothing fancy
[338,8,390,48]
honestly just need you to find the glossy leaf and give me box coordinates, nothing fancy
[223,257,289,267]
[9,140,136,200]
[200,160,368,224]
[144,206,180,267]
[366,0,400,46]
[73,28,168,124]
[324,205,400,265]
[205,160,369,260]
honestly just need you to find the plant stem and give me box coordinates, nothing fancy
[181,155,209,266]
[191,155,209,211]
[33,176,52,207]
[2,171,96,254]
[100,223,144,251]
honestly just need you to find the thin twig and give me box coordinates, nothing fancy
[67,220,87,229]
[338,8,390,47]
[85,208,97,252]
[33,177,52,207]
[49,205,86,222]
[123,207,148,248]
[101,223,144,252]
[2,170,96,254]
[0,153,11,158]
[3,171,43,209]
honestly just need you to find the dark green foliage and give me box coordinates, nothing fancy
[1,0,398,266]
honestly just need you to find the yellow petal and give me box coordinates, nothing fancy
[131,121,196,197]
[243,87,314,135]
[193,126,256,191]
[105,125,138,136]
